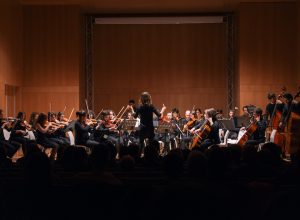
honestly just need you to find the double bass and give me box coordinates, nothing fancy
[281,87,300,156]
[268,87,286,150]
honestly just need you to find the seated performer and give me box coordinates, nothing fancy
[95,110,121,146]
[35,112,62,160]
[10,112,36,156]
[48,112,70,146]
[74,110,99,149]
[240,107,267,146]
[0,109,21,158]
[227,109,240,139]
[192,108,221,151]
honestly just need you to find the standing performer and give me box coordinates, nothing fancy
[265,93,284,121]
[132,92,166,155]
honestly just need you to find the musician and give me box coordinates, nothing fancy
[128,99,137,113]
[0,109,21,158]
[133,92,166,154]
[89,110,95,119]
[96,110,120,146]
[183,110,191,124]
[193,108,221,150]
[57,112,69,124]
[74,110,99,149]
[195,108,204,121]
[183,111,197,132]
[226,109,240,139]
[29,112,39,130]
[10,112,36,156]
[265,93,283,121]
[127,112,134,120]
[279,93,300,129]
[35,113,61,160]
[165,112,172,122]
[48,112,70,146]
[122,112,139,146]
[242,106,250,117]
[171,108,181,121]
[171,108,184,141]
[109,110,116,121]
[241,107,267,146]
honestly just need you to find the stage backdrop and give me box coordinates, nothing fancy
[92,22,228,115]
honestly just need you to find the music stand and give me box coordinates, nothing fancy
[236,116,251,128]
[120,119,138,134]
[156,121,173,134]
[219,119,236,131]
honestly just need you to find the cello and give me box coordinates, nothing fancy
[190,119,211,149]
[237,117,258,147]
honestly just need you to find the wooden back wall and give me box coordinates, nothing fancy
[92,23,227,115]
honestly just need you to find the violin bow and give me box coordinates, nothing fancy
[67,108,74,121]
[62,105,67,114]
[85,99,90,114]
[114,106,125,121]
[95,109,103,120]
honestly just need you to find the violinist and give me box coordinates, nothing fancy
[57,112,69,125]
[48,112,70,146]
[74,110,99,149]
[10,112,36,156]
[96,110,121,154]
[109,110,116,121]
[127,112,134,120]
[171,108,181,122]
[132,92,166,154]
[128,99,137,114]
[242,106,250,117]
[194,108,205,127]
[35,113,62,160]
[240,107,267,146]
[29,112,39,131]
[183,111,197,132]
[0,109,21,158]
[164,112,172,123]
[97,110,119,136]
[183,110,191,124]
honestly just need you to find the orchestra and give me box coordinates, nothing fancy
[1,89,300,161]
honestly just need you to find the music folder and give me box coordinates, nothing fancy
[219,119,236,130]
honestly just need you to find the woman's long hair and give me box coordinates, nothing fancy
[36,112,48,127]
[140,92,152,105]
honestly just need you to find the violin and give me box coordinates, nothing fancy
[1,117,17,129]
[183,119,196,132]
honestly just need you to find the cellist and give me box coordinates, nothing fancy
[191,108,220,150]
[239,107,267,146]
